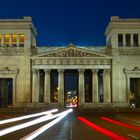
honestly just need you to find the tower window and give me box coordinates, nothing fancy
[0,34,2,47]
[19,34,24,47]
[126,34,131,46]
[118,34,123,46]
[12,34,17,47]
[4,34,10,47]
[133,34,138,47]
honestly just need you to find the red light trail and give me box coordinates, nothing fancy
[101,116,140,131]
[78,116,129,140]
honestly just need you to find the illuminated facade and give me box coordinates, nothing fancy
[0,16,140,108]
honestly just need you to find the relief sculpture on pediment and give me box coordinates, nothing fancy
[44,48,102,57]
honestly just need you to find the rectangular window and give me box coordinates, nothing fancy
[0,34,2,47]
[12,34,17,47]
[118,34,123,46]
[126,34,131,46]
[133,34,138,46]
[19,34,24,47]
[4,34,10,47]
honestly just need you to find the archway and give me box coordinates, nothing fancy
[64,70,78,107]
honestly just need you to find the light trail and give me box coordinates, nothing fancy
[0,109,58,125]
[0,109,73,137]
[101,116,140,131]
[78,116,129,140]
[20,109,73,140]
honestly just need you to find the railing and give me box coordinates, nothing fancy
[119,47,140,55]
[0,47,24,56]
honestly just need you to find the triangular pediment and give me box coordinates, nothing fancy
[34,46,110,58]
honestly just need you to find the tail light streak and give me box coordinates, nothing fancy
[101,116,140,131]
[78,116,129,140]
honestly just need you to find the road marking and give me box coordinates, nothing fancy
[0,109,58,125]
[127,134,139,139]
[101,116,140,131]
[78,116,129,140]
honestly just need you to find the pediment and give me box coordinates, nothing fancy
[35,46,109,58]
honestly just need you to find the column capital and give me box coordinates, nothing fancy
[58,69,64,73]
[32,69,38,73]
[78,69,85,73]
[44,69,51,73]
[92,69,99,73]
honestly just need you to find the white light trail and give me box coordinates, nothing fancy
[0,109,73,137]
[20,109,73,140]
[0,109,58,125]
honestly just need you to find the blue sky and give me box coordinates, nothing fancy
[0,0,140,46]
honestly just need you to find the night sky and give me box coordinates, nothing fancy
[0,0,140,46]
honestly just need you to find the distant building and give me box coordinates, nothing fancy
[0,16,140,108]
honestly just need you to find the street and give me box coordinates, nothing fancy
[0,109,140,140]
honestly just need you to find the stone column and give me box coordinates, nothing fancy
[1,34,4,47]
[58,69,64,105]
[103,69,111,103]
[9,35,12,47]
[17,34,20,47]
[32,69,40,103]
[44,69,51,104]
[138,34,140,47]
[13,76,17,105]
[92,69,98,103]
[123,34,126,46]
[131,34,134,46]
[126,76,130,104]
[78,69,85,105]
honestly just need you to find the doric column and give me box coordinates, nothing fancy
[32,69,40,103]
[9,35,12,47]
[78,69,85,105]
[103,69,111,103]
[92,69,98,103]
[17,34,20,46]
[1,34,4,47]
[131,34,134,46]
[44,69,51,103]
[123,34,126,46]
[58,69,64,105]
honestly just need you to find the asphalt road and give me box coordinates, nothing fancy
[0,110,140,140]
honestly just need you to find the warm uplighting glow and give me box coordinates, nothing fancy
[0,34,2,44]
[0,109,58,125]
[101,116,140,131]
[4,34,10,47]
[78,116,129,140]
[12,34,17,46]
[19,34,24,47]
[20,109,73,140]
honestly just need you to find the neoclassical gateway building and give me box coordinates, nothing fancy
[0,16,140,108]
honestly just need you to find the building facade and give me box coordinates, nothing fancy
[0,16,140,108]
